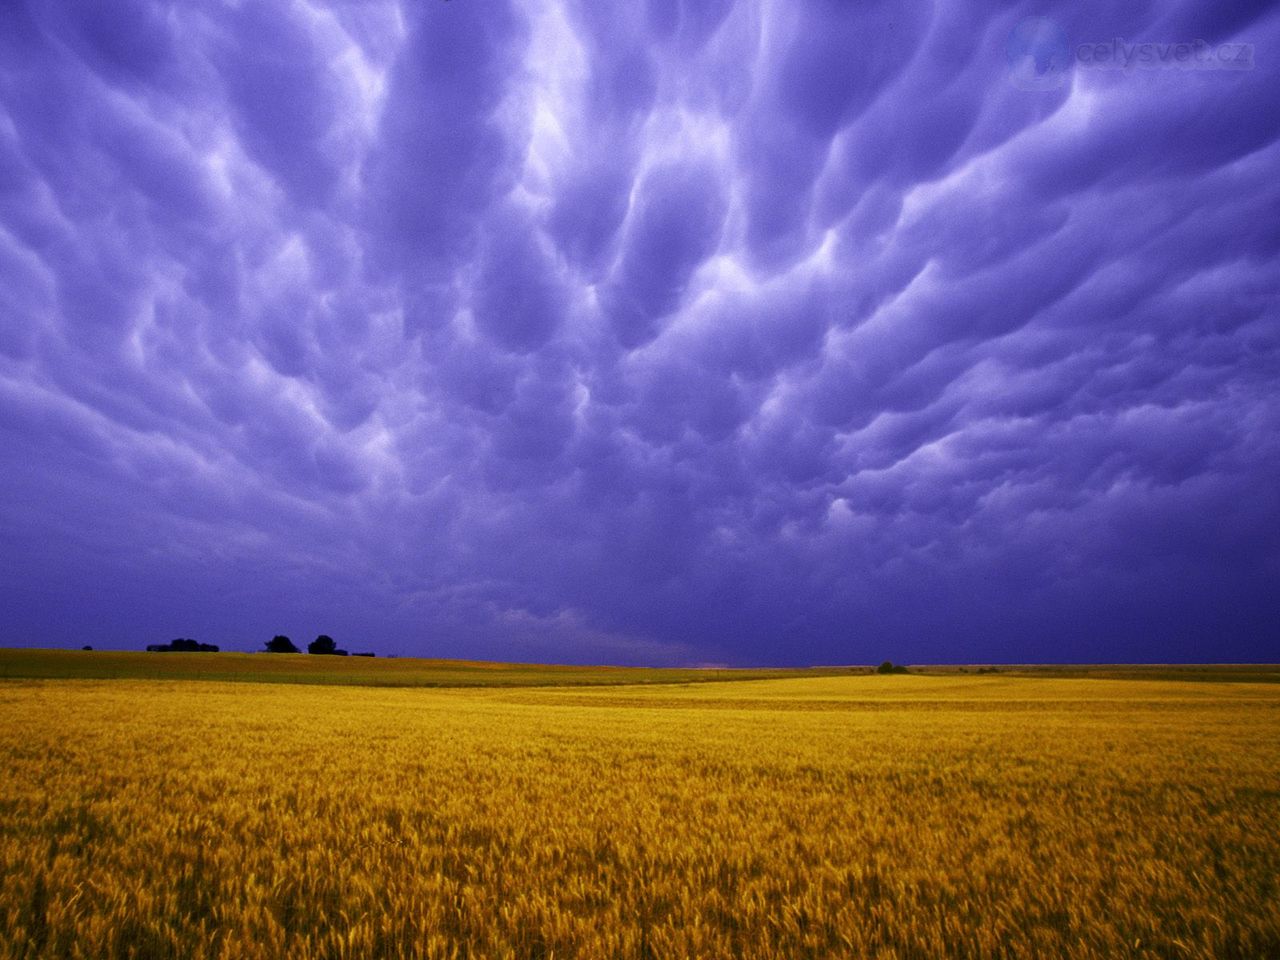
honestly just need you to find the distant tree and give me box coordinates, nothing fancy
[147,638,219,653]
[81,645,93,651]
[877,660,909,675]
[308,635,337,655]
[266,635,299,654]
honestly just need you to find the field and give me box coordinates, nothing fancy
[1,660,1278,958]
[0,649,854,688]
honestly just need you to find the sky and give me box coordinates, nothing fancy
[0,0,1277,666]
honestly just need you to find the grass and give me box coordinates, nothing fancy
[0,648,860,687]
[2,648,1275,687]
[0,668,1278,958]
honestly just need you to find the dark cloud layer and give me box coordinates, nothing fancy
[1,0,1277,664]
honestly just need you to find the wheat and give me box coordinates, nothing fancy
[0,675,1277,958]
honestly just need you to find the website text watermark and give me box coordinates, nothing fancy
[1005,18,1256,90]
[1076,38,1253,71]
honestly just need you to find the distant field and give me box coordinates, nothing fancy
[1,672,1277,958]
[0,648,857,687]
[1,648,1275,688]
[921,663,1280,684]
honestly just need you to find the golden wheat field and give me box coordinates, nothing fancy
[1,671,1278,959]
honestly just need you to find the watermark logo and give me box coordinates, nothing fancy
[1005,17,1256,90]
[1006,17,1072,91]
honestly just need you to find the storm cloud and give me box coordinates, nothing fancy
[0,0,1277,664]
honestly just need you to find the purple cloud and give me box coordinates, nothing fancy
[0,0,1277,665]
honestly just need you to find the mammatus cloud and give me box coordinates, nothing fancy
[0,0,1277,664]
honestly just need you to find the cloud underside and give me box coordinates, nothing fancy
[0,0,1277,663]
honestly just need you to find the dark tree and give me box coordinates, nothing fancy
[147,638,219,652]
[308,635,337,655]
[81,645,93,651]
[266,635,299,653]
[877,660,909,675]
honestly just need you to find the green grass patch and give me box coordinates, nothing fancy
[0,648,863,688]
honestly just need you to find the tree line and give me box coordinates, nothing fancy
[141,635,374,656]
[265,635,375,657]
